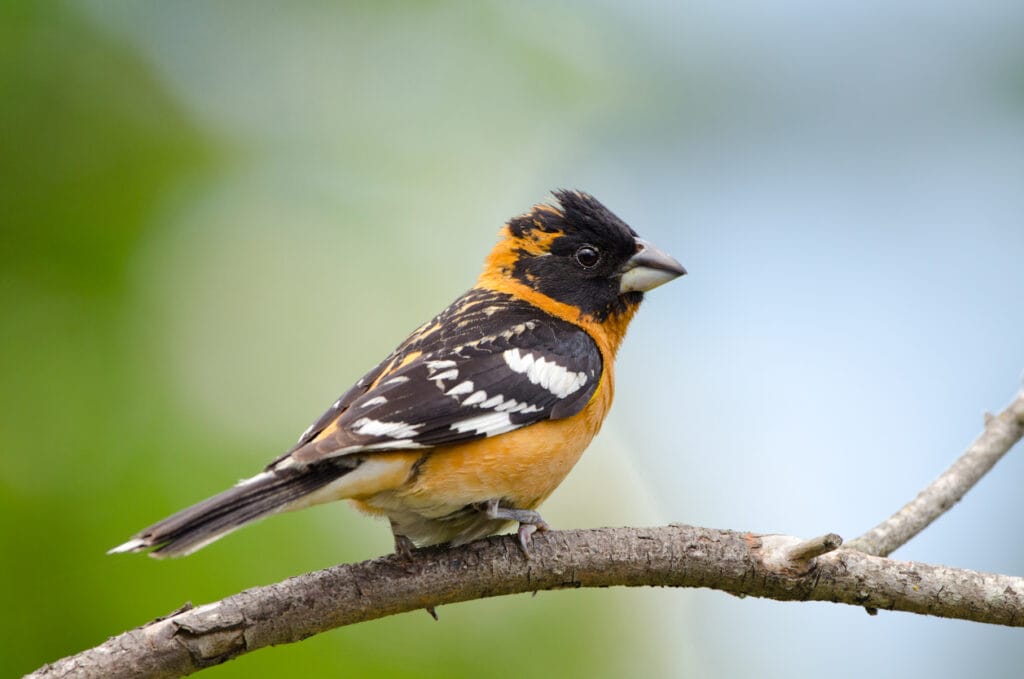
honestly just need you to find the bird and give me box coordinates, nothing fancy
[110,190,686,559]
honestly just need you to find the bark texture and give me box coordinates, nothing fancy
[28,389,1024,679]
[29,525,1024,679]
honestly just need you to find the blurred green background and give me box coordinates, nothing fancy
[4,2,1024,677]
[2,2,681,676]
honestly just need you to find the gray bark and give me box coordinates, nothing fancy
[27,389,1024,679]
[28,524,1024,679]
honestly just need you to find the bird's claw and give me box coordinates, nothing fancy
[516,519,549,559]
[480,499,550,558]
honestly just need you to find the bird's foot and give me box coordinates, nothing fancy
[393,533,417,561]
[483,499,550,559]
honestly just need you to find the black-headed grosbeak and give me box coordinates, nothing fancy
[111,190,685,558]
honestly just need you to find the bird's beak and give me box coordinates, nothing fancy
[618,239,687,293]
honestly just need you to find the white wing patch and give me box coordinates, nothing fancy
[480,394,504,408]
[502,348,588,399]
[426,360,459,387]
[449,386,543,416]
[234,470,276,487]
[445,380,474,397]
[426,360,457,371]
[462,390,488,406]
[352,417,421,439]
[360,396,388,408]
[449,411,515,436]
[494,398,543,414]
[432,369,458,382]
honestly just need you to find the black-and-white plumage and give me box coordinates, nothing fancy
[110,190,685,558]
[115,289,604,556]
[283,289,602,464]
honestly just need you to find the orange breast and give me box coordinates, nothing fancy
[392,370,614,515]
[344,276,632,528]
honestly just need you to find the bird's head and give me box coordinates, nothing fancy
[482,190,686,323]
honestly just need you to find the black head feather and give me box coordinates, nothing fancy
[506,190,644,320]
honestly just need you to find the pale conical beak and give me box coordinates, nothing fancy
[618,239,687,293]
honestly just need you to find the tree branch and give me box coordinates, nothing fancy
[29,524,1024,679]
[29,390,1024,679]
[846,389,1024,556]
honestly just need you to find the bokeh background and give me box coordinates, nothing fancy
[3,1,1024,677]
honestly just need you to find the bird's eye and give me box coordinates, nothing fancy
[574,245,601,269]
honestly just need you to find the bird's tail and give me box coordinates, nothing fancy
[108,459,357,558]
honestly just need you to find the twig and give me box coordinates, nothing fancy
[28,525,1024,679]
[846,389,1024,556]
[786,533,843,562]
[755,533,843,575]
[28,387,1024,677]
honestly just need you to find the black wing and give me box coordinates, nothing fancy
[283,289,603,465]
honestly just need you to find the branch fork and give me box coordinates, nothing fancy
[27,389,1024,679]
[754,533,844,576]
